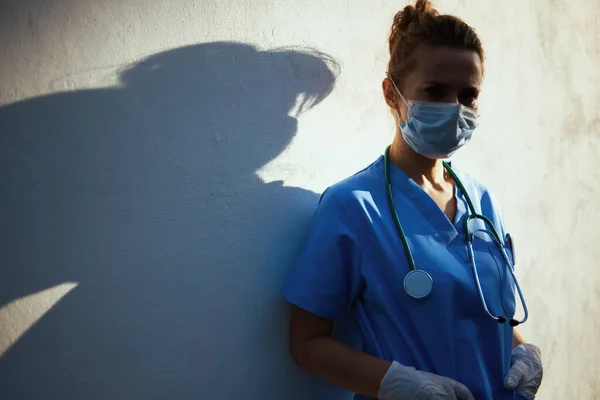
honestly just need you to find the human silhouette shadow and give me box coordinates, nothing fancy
[0,42,352,399]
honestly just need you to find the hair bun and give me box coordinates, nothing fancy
[395,0,439,32]
[415,0,438,15]
[389,0,439,55]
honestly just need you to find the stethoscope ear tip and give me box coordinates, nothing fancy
[496,317,521,328]
[494,317,521,326]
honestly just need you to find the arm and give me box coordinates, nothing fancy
[512,329,526,348]
[289,306,391,398]
[283,189,388,395]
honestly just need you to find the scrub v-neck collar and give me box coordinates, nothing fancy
[382,156,468,244]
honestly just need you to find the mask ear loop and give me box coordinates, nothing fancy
[389,78,410,107]
[389,78,410,125]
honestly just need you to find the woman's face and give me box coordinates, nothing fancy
[383,45,483,121]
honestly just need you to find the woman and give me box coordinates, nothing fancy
[282,1,543,399]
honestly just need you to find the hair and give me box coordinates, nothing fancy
[387,0,484,87]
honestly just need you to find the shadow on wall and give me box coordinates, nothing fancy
[0,42,350,399]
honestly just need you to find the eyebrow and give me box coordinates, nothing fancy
[424,81,480,93]
[423,80,450,87]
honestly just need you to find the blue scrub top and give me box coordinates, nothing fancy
[282,156,520,400]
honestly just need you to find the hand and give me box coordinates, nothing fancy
[378,361,474,400]
[504,343,543,399]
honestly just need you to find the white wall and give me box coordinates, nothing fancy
[1,0,598,399]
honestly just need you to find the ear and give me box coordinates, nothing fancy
[382,78,399,110]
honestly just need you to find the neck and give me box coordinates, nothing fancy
[388,134,448,187]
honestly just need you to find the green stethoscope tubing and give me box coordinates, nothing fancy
[383,145,528,325]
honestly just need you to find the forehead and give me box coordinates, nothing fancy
[407,45,483,88]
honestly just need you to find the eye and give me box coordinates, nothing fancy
[424,86,446,100]
[459,89,479,107]
[458,95,476,106]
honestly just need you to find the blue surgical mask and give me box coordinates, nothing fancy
[392,82,479,159]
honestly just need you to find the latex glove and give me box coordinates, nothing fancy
[504,343,543,399]
[378,361,475,400]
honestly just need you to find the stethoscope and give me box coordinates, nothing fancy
[383,145,529,326]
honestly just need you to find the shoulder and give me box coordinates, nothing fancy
[452,166,502,210]
[319,156,384,214]
[450,162,508,231]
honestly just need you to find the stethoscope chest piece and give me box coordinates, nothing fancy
[403,269,433,299]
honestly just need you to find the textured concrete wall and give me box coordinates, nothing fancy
[1,0,598,399]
